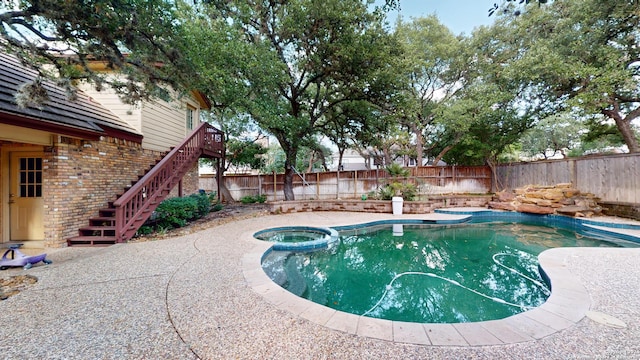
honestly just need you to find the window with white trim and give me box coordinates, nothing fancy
[186,107,195,130]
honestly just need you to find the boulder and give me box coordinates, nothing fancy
[524,191,545,199]
[495,191,515,202]
[556,205,591,216]
[488,183,601,218]
[562,189,581,198]
[535,199,554,207]
[488,201,516,211]
[515,203,556,215]
[520,197,538,204]
[542,189,566,201]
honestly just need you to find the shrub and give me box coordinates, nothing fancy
[135,192,222,237]
[137,225,154,236]
[376,164,417,201]
[386,162,410,177]
[153,192,215,230]
[154,197,196,229]
[240,194,267,204]
[377,185,396,200]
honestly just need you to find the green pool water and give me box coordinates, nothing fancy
[256,229,327,243]
[262,221,635,323]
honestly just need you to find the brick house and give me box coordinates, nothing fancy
[0,53,223,249]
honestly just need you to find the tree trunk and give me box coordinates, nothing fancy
[614,117,639,153]
[603,107,640,153]
[283,166,295,200]
[410,123,424,167]
[217,158,235,203]
[432,133,463,165]
[218,181,236,203]
[306,153,314,173]
[320,151,329,171]
[338,148,345,170]
[486,157,503,192]
[383,148,392,166]
[432,144,454,166]
[283,147,298,201]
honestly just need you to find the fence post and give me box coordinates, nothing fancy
[354,171,357,198]
[273,171,277,201]
[452,165,456,190]
[336,170,340,199]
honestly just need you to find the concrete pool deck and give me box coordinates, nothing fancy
[1,210,640,359]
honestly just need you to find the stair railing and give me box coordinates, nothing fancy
[113,122,224,242]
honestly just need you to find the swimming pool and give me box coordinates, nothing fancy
[258,213,639,324]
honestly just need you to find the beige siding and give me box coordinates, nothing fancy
[141,97,198,152]
[81,79,204,152]
[78,81,143,132]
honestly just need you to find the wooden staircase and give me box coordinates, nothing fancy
[67,163,162,246]
[67,123,224,246]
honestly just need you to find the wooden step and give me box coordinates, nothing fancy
[99,208,115,217]
[67,139,200,246]
[79,226,116,237]
[90,217,116,226]
[67,236,117,246]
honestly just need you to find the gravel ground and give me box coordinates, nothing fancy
[0,209,639,359]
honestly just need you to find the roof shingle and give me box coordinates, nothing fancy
[0,53,141,138]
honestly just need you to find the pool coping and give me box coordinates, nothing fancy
[241,210,639,347]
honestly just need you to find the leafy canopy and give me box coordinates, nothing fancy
[0,0,192,104]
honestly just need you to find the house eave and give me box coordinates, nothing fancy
[0,111,103,140]
[191,90,212,110]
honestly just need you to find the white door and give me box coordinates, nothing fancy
[9,152,44,241]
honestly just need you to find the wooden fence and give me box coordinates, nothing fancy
[199,153,640,204]
[495,153,640,203]
[200,166,492,201]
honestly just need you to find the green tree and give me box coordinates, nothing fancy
[262,142,328,174]
[440,83,530,168]
[321,100,389,170]
[502,0,640,152]
[519,113,585,159]
[424,19,538,169]
[0,0,190,104]
[224,137,268,173]
[299,140,333,173]
[394,15,467,167]
[203,0,403,200]
[488,0,550,17]
[372,123,413,166]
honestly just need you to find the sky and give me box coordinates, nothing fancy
[377,0,499,35]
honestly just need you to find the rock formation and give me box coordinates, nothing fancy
[489,183,602,217]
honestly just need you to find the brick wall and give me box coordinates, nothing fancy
[168,162,200,198]
[43,136,163,247]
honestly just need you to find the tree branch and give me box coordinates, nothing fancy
[623,106,640,122]
[6,18,58,42]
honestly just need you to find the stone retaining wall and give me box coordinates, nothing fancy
[600,201,640,221]
[267,195,492,214]
[489,183,601,217]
